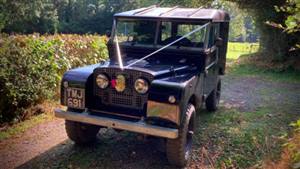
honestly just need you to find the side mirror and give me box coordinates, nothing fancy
[215,37,223,47]
[105,30,111,38]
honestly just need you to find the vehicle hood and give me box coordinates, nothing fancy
[103,56,199,80]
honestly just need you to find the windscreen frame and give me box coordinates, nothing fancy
[111,17,211,49]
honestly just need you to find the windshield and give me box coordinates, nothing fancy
[116,20,157,45]
[114,19,208,48]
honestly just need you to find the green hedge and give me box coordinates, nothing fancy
[0,34,108,123]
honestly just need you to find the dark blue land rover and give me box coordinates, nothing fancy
[55,6,230,167]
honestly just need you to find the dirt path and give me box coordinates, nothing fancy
[0,119,67,169]
[0,74,299,169]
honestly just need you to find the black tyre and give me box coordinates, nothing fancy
[206,78,221,112]
[166,103,195,167]
[65,120,100,145]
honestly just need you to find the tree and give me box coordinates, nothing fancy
[0,0,298,63]
[54,0,157,34]
[267,0,300,52]
[226,0,294,61]
[0,0,58,33]
[211,1,257,42]
[164,0,297,61]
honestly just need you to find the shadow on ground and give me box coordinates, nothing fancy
[17,129,179,169]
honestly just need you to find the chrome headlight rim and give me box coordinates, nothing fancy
[96,73,109,89]
[134,78,149,94]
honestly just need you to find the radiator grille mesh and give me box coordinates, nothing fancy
[94,67,153,109]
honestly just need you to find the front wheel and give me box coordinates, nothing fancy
[65,119,100,145]
[206,78,221,112]
[166,103,195,167]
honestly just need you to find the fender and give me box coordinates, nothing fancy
[148,72,201,126]
[61,64,100,105]
[62,64,100,87]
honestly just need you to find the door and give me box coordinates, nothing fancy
[204,23,220,96]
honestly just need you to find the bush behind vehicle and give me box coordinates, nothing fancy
[0,34,108,123]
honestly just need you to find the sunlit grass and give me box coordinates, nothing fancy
[229,64,300,83]
[226,42,259,60]
[0,113,53,141]
[226,42,300,83]
[195,105,298,168]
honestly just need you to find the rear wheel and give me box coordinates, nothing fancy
[206,78,221,112]
[166,103,195,167]
[65,109,100,145]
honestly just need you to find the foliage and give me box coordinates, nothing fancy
[0,0,159,34]
[0,0,298,63]
[226,0,299,62]
[1,0,257,41]
[56,0,161,34]
[211,1,258,42]
[287,119,300,167]
[265,119,300,168]
[0,34,108,123]
[0,0,58,33]
[268,0,300,51]
[276,0,300,34]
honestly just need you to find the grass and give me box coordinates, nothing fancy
[193,42,300,167]
[227,42,259,60]
[194,106,298,168]
[0,101,59,141]
[226,42,300,83]
[229,64,300,83]
[0,113,53,141]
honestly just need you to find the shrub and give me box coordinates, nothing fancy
[0,34,108,123]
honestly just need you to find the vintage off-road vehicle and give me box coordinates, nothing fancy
[55,6,230,167]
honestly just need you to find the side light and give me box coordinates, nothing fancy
[63,81,68,88]
[168,95,176,103]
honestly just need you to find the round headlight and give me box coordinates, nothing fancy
[96,74,109,89]
[134,78,149,94]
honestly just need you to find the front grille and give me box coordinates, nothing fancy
[94,67,153,109]
[112,97,132,105]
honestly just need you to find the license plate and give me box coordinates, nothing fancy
[65,88,85,109]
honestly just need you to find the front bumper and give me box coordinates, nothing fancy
[55,109,178,139]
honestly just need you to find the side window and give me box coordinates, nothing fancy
[161,22,172,41]
[178,24,206,43]
[208,24,220,47]
[177,24,207,48]
[208,26,215,47]
[159,22,207,48]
